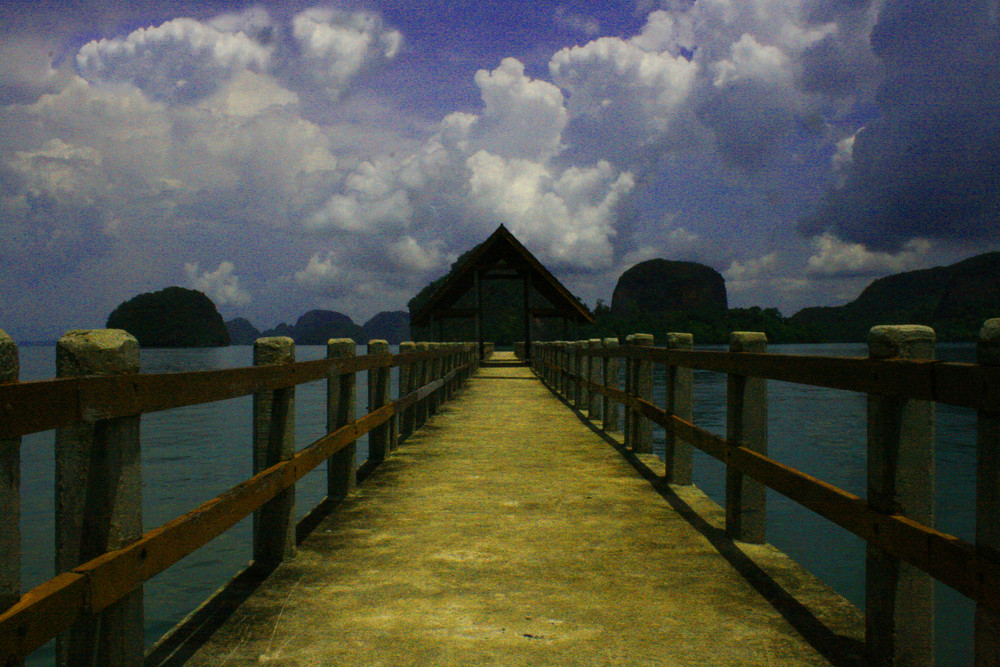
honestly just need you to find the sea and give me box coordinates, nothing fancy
[14,342,979,665]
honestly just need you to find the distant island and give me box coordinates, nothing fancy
[790,252,1000,342]
[226,310,410,345]
[107,286,230,347]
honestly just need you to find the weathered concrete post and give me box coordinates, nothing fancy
[977,318,1000,665]
[602,338,619,432]
[429,343,442,415]
[588,339,602,420]
[725,331,767,544]
[415,342,429,428]
[632,334,654,453]
[367,340,390,462]
[665,333,694,485]
[327,338,356,501]
[253,336,296,565]
[399,342,416,440]
[55,329,143,665]
[623,334,635,448]
[573,342,585,410]
[866,325,935,666]
[0,331,19,623]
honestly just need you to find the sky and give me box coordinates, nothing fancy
[1,0,998,340]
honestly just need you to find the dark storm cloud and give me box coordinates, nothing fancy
[800,0,1000,250]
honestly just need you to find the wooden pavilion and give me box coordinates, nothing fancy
[408,225,595,359]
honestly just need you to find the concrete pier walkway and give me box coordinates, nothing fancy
[178,360,863,665]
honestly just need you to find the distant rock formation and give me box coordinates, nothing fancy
[107,287,230,347]
[363,311,410,344]
[225,317,260,345]
[790,252,1000,341]
[260,310,367,345]
[611,259,728,320]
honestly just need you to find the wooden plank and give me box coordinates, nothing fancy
[0,572,87,662]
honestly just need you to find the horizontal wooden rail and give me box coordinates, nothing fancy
[0,351,473,662]
[546,358,1000,613]
[0,346,460,439]
[575,346,1000,413]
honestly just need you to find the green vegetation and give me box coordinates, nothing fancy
[107,286,230,347]
[790,252,1000,342]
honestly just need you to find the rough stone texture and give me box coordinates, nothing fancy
[611,258,728,319]
[184,365,863,666]
[55,328,143,665]
[253,337,296,564]
[867,324,935,359]
[866,325,934,665]
[56,329,140,376]
[979,318,1000,366]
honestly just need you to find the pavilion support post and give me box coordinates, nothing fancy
[976,318,1000,665]
[476,270,484,360]
[327,338,356,501]
[865,325,935,666]
[522,273,532,360]
[725,331,767,544]
[253,337,296,566]
[664,333,694,485]
[55,329,144,666]
[0,331,19,629]
[602,337,619,432]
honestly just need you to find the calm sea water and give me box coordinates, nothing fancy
[15,343,977,665]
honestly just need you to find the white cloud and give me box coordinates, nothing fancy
[472,58,568,161]
[76,15,274,103]
[388,236,450,272]
[294,252,348,296]
[184,261,252,306]
[806,233,932,276]
[466,152,634,270]
[292,8,403,100]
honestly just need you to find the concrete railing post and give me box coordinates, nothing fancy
[623,334,635,447]
[602,338,619,432]
[631,334,654,453]
[573,342,585,410]
[367,340,390,462]
[665,333,694,485]
[415,342,429,428]
[253,336,296,565]
[55,329,143,665]
[327,338,356,502]
[865,325,935,666]
[977,318,1000,665]
[588,339,602,421]
[429,343,441,415]
[400,342,416,440]
[725,331,767,544]
[0,331,19,626]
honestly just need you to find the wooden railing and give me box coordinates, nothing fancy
[533,322,1000,666]
[0,332,480,664]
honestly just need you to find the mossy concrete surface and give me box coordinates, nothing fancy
[183,364,863,666]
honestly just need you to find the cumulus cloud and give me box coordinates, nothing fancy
[806,233,931,276]
[184,261,252,306]
[388,236,450,272]
[294,252,348,297]
[292,8,403,100]
[801,0,1000,250]
[76,15,274,103]
[466,153,634,270]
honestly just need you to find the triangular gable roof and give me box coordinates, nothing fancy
[410,225,595,326]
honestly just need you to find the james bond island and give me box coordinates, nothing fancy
[1,228,999,666]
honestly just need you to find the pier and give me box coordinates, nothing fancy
[1,322,999,665]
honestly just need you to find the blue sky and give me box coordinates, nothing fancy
[1,0,998,340]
